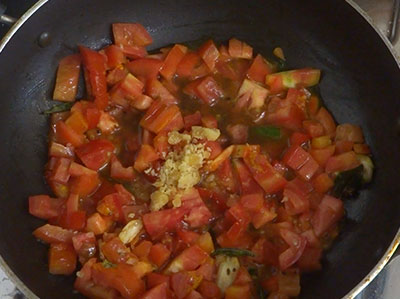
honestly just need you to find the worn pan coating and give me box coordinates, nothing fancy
[0,0,399,298]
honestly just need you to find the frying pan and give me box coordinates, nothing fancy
[0,0,400,298]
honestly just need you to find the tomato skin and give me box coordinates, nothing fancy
[29,195,64,220]
[278,229,307,270]
[113,23,153,47]
[48,243,77,275]
[53,54,81,102]
[79,46,109,110]
[75,139,115,171]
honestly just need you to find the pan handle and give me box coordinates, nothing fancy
[0,2,17,26]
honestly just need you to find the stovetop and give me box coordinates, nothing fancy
[0,0,399,298]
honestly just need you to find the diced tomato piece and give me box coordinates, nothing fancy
[201,114,218,129]
[134,144,159,172]
[246,54,272,83]
[265,68,321,93]
[160,44,187,80]
[303,120,324,138]
[290,132,310,147]
[141,103,184,134]
[315,107,336,138]
[252,202,277,229]
[102,237,133,264]
[232,159,264,195]
[146,79,177,104]
[143,207,187,239]
[49,243,77,275]
[183,111,202,130]
[198,40,219,71]
[55,121,86,147]
[104,45,125,69]
[110,155,135,181]
[195,76,224,105]
[297,157,320,181]
[58,210,87,231]
[107,65,129,85]
[127,58,163,79]
[283,188,309,216]
[177,52,202,78]
[309,145,335,167]
[177,229,200,245]
[180,188,213,228]
[198,280,221,298]
[243,150,287,194]
[216,159,238,193]
[33,224,75,244]
[29,195,64,220]
[311,195,344,236]
[53,54,81,102]
[79,46,109,110]
[149,243,171,267]
[72,231,96,253]
[74,278,119,299]
[325,151,360,173]
[69,162,96,177]
[278,229,307,270]
[50,157,71,184]
[91,263,146,298]
[165,245,208,274]
[226,203,251,225]
[225,284,251,299]
[171,271,203,299]
[283,146,319,180]
[48,142,74,159]
[335,123,364,143]
[228,38,253,59]
[266,97,305,131]
[75,139,115,171]
[65,111,89,135]
[312,173,334,193]
[140,282,168,299]
[86,213,112,235]
[234,267,252,285]
[113,23,153,47]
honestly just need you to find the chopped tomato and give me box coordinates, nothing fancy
[75,139,115,171]
[312,173,334,193]
[110,155,135,181]
[225,284,251,299]
[325,151,360,173]
[290,132,310,147]
[278,229,307,270]
[195,76,224,105]
[65,110,89,135]
[201,114,218,129]
[140,282,168,299]
[265,68,321,93]
[309,145,335,167]
[104,45,126,69]
[266,97,305,131]
[198,40,220,71]
[177,52,203,78]
[247,54,272,83]
[112,23,153,47]
[283,146,319,180]
[79,46,109,110]
[146,79,177,104]
[149,243,171,267]
[315,107,336,138]
[303,120,324,138]
[127,58,163,80]
[160,44,188,80]
[184,111,202,130]
[171,271,203,299]
[29,195,64,220]
[49,243,77,275]
[232,159,264,196]
[134,144,159,172]
[198,280,221,298]
[53,54,81,102]
[311,195,344,236]
[33,224,75,244]
[55,121,85,147]
[86,213,112,235]
[164,245,208,274]
[228,38,253,59]
[143,207,187,239]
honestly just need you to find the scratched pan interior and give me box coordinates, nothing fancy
[0,0,400,298]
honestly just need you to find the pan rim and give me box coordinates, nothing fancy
[0,0,399,298]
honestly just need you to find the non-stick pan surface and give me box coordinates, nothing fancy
[0,0,399,298]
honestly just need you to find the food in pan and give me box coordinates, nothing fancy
[29,22,374,298]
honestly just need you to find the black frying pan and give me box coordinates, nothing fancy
[0,0,400,298]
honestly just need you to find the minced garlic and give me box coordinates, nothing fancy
[148,129,212,211]
[191,126,220,141]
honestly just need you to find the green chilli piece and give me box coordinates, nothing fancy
[251,125,282,140]
[211,248,255,257]
[43,102,74,114]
